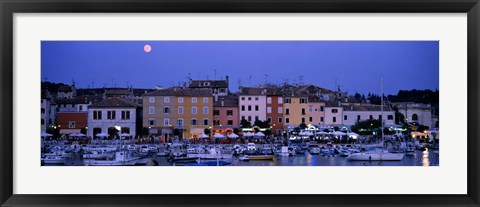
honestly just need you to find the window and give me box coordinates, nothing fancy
[284,98,291,104]
[164,118,170,126]
[267,117,272,123]
[369,115,373,120]
[203,119,209,126]
[267,97,272,104]
[178,106,184,114]
[41,119,45,125]
[149,106,155,114]
[248,105,252,111]
[309,117,313,122]
[255,105,259,111]
[267,107,272,113]
[388,115,394,120]
[278,107,283,113]
[379,115,382,120]
[320,117,324,122]
[248,116,252,121]
[285,108,290,115]
[286,118,290,124]
[241,105,245,111]
[191,119,197,126]
[344,115,348,120]
[178,97,183,103]
[192,107,197,114]
[177,119,184,126]
[149,97,155,103]
[333,117,337,123]
[227,120,233,125]
[412,114,418,121]
[301,108,306,115]
[68,121,75,128]
[203,106,209,114]
[255,116,259,121]
[79,105,83,111]
[148,119,155,126]
[192,97,197,103]
[93,111,102,120]
[164,107,170,114]
[213,110,220,115]
[357,115,361,121]
[301,117,305,123]
[248,97,251,101]
[255,97,259,101]
[121,111,130,120]
[213,120,220,125]
[203,97,209,103]
[241,116,245,121]
[320,106,324,111]
[241,97,245,100]
[107,111,116,120]
[300,98,307,104]
[227,110,233,116]
[278,97,283,104]
[164,97,170,103]
[278,117,283,123]
[331,109,338,113]
[41,108,45,114]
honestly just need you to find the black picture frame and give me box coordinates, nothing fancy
[1,0,479,206]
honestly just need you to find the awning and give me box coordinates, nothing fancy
[60,129,80,134]
[161,129,172,134]
[190,128,204,134]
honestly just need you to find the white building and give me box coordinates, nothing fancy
[342,104,395,127]
[55,98,90,112]
[324,102,343,126]
[238,87,267,125]
[392,102,433,128]
[87,98,137,138]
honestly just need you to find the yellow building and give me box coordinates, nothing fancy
[283,95,309,128]
[143,88,213,139]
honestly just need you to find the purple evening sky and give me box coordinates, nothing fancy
[41,41,439,96]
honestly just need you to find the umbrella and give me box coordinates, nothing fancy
[254,132,265,137]
[332,131,346,136]
[198,133,209,138]
[213,133,225,138]
[70,133,86,137]
[120,133,131,137]
[225,128,234,132]
[41,132,53,137]
[227,133,239,138]
[347,132,359,139]
[244,132,254,137]
[96,133,109,137]
[316,131,327,135]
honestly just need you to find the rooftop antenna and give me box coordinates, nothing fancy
[238,78,241,87]
[299,75,303,85]
[214,69,217,80]
[264,74,268,85]
[249,75,252,86]
[206,75,209,80]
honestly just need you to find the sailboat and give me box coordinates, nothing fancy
[347,78,405,161]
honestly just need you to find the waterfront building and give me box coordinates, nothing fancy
[143,88,213,139]
[283,94,309,127]
[238,87,267,126]
[324,102,344,126]
[392,102,433,128]
[55,98,90,112]
[265,89,284,135]
[56,82,76,99]
[55,98,90,135]
[189,76,229,96]
[213,96,239,134]
[306,100,326,126]
[41,91,56,133]
[342,104,395,127]
[87,97,137,138]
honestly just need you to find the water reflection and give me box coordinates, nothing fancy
[422,148,430,166]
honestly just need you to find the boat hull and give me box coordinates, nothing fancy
[347,153,405,161]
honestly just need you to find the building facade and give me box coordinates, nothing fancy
[283,95,309,127]
[306,101,326,126]
[238,87,267,126]
[87,98,137,138]
[266,94,284,135]
[324,102,344,126]
[392,102,433,128]
[213,96,239,133]
[342,104,396,127]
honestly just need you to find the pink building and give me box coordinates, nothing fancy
[213,96,239,133]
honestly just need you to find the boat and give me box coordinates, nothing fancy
[346,149,405,161]
[82,150,114,159]
[309,147,321,155]
[41,154,67,164]
[239,155,250,161]
[245,143,258,155]
[83,151,139,166]
[248,155,274,160]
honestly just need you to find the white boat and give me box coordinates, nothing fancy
[309,147,321,155]
[83,151,139,166]
[41,154,67,164]
[82,150,114,159]
[346,150,405,161]
[245,143,258,155]
[239,155,250,161]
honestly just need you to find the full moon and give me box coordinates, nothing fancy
[144,44,152,53]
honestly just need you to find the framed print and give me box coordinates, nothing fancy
[1,0,479,206]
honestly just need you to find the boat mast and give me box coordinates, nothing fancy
[381,78,384,149]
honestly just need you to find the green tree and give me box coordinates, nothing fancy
[299,122,307,129]
[254,120,270,129]
[351,119,382,135]
[108,127,119,139]
[204,128,211,135]
[240,119,252,128]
